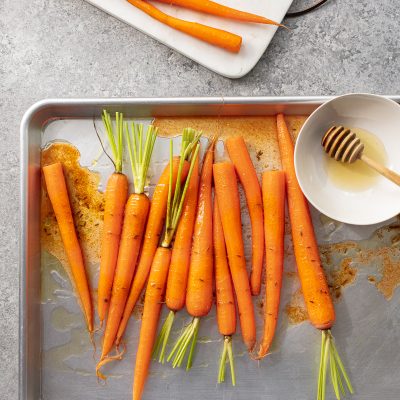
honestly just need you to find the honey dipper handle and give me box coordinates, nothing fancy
[360,154,400,186]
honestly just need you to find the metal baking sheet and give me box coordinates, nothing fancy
[20,97,400,400]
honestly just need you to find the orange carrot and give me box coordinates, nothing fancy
[257,170,285,359]
[96,124,157,377]
[214,196,236,386]
[126,0,242,53]
[276,114,334,330]
[132,130,201,400]
[98,111,129,324]
[226,136,264,296]
[276,115,353,400]
[167,138,215,369]
[213,162,256,351]
[154,0,283,26]
[116,156,190,345]
[132,247,171,400]
[43,162,93,333]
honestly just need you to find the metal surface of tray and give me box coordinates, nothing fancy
[20,97,400,400]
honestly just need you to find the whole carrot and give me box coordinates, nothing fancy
[276,114,353,400]
[213,161,256,352]
[98,111,129,325]
[154,0,283,26]
[214,196,236,386]
[115,157,190,345]
[168,138,215,370]
[133,130,201,400]
[257,170,285,359]
[96,124,157,378]
[153,152,200,364]
[126,0,242,53]
[43,163,93,333]
[226,136,264,296]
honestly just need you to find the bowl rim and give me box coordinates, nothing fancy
[294,93,400,226]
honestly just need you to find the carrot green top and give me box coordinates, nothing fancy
[102,110,124,174]
[125,123,158,194]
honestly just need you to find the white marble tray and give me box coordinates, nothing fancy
[84,0,293,78]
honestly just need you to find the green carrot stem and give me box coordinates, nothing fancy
[218,336,236,386]
[152,310,175,364]
[102,110,124,173]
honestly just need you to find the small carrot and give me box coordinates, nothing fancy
[42,162,93,333]
[257,170,285,359]
[152,152,200,363]
[96,124,157,378]
[167,138,215,370]
[214,196,236,386]
[97,111,129,325]
[213,161,256,352]
[154,0,283,27]
[226,136,264,296]
[126,0,242,53]
[133,130,201,400]
[276,114,353,400]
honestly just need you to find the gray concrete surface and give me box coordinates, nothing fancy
[0,0,399,398]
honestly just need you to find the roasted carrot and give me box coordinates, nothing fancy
[276,114,353,400]
[154,0,283,26]
[167,138,215,370]
[133,130,201,400]
[97,111,129,325]
[226,136,264,296]
[96,124,157,378]
[115,157,190,345]
[43,163,93,333]
[126,0,242,53]
[214,196,236,386]
[257,170,285,359]
[213,162,256,351]
[153,152,200,363]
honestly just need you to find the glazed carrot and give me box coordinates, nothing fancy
[167,138,215,370]
[98,111,129,324]
[126,0,242,53]
[116,158,190,345]
[226,136,264,296]
[214,197,236,386]
[96,124,157,377]
[213,162,256,351]
[153,152,200,363]
[133,131,201,400]
[43,163,93,333]
[154,0,283,26]
[276,114,353,400]
[257,170,285,359]
[133,247,171,400]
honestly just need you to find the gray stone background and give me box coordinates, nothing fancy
[1,0,399,398]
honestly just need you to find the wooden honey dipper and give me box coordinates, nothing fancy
[321,126,400,186]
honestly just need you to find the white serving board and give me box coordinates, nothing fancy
[84,0,293,78]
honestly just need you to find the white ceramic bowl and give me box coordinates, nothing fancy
[294,93,400,225]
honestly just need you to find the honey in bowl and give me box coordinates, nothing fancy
[325,127,388,191]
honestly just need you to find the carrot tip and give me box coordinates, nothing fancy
[96,345,126,380]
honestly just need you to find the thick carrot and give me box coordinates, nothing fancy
[154,0,283,26]
[132,247,171,400]
[276,114,335,330]
[214,196,236,386]
[98,111,128,324]
[43,162,93,332]
[133,131,201,400]
[126,0,242,53]
[167,139,215,369]
[257,170,285,359]
[166,154,199,312]
[276,115,353,400]
[115,157,189,345]
[226,136,264,296]
[97,124,157,372]
[213,162,256,351]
